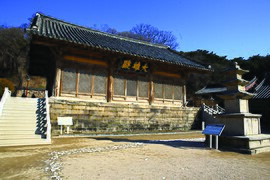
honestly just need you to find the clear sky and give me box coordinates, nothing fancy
[1,0,269,59]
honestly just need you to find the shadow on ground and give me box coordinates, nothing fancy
[90,137,206,149]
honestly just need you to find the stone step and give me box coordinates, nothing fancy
[0,130,37,135]
[0,138,49,147]
[0,125,36,131]
[4,103,37,107]
[6,97,37,103]
[0,120,36,124]
[219,134,270,154]
[7,97,38,101]
[250,146,270,154]
[3,106,38,110]
[0,121,37,126]
[0,115,37,120]
[0,134,41,140]
[3,104,37,110]
[0,120,37,124]
[1,113,37,117]
[0,97,50,147]
[0,115,37,118]
[248,135,270,149]
[1,111,37,117]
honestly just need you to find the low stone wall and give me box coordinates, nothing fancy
[49,98,200,134]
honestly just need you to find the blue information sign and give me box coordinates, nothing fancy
[202,124,225,136]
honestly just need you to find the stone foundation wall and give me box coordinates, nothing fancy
[49,98,200,134]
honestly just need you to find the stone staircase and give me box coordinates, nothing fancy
[219,134,270,154]
[0,97,50,147]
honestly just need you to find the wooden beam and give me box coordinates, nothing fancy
[64,55,108,66]
[153,71,181,78]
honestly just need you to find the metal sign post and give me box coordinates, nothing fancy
[202,124,225,150]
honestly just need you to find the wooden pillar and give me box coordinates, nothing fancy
[53,58,62,97]
[180,72,188,107]
[107,59,115,102]
[75,69,79,97]
[183,85,186,107]
[149,75,154,105]
[54,67,61,97]
[107,65,114,102]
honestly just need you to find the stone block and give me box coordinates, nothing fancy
[49,99,199,133]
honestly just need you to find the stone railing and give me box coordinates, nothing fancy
[0,87,11,116]
[36,91,51,143]
[202,103,225,115]
[16,87,46,98]
[201,103,225,130]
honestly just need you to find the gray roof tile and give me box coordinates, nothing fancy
[253,77,270,99]
[28,13,209,71]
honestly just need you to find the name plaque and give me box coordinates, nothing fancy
[119,60,149,73]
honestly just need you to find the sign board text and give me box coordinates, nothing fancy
[202,124,225,136]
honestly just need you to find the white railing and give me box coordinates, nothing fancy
[0,87,11,116]
[201,103,225,130]
[202,103,225,115]
[45,91,51,143]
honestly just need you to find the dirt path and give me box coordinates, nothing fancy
[62,143,270,180]
[1,132,270,179]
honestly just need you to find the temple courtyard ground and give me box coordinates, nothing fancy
[0,131,270,179]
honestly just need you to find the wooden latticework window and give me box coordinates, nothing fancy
[139,79,148,98]
[164,83,173,99]
[94,72,107,95]
[114,75,125,96]
[127,78,137,96]
[61,67,107,98]
[154,80,163,99]
[113,75,149,102]
[62,68,76,93]
[79,70,92,93]
[153,78,184,104]
[174,84,183,100]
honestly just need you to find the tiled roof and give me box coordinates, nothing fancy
[252,76,270,99]
[195,84,227,95]
[245,76,257,91]
[195,77,258,95]
[28,13,209,71]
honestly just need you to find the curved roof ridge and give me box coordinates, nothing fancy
[28,12,210,71]
[34,12,169,49]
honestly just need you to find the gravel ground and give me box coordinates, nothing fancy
[57,138,270,180]
[1,132,270,179]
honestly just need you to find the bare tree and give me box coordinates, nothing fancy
[92,23,179,50]
[130,24,179,49]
